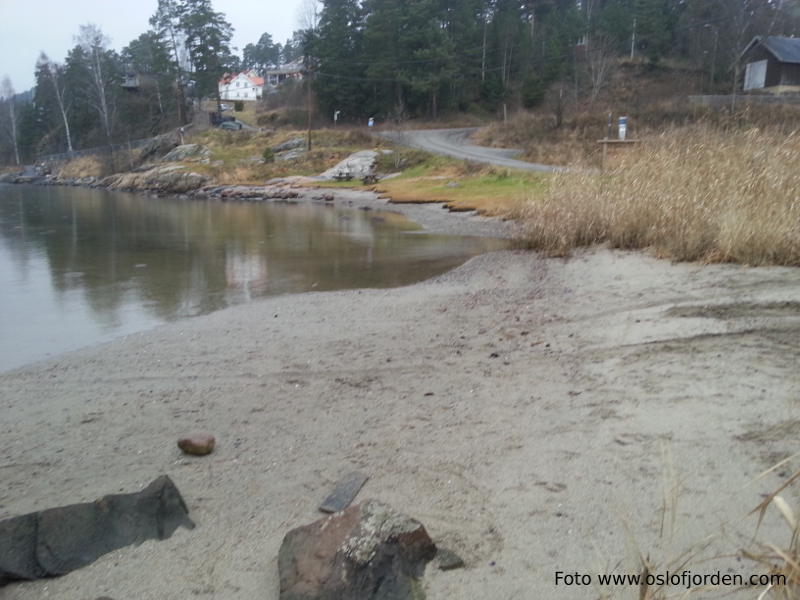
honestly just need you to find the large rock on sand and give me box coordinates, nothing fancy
[320,150,378,181]
[0,475,194,586]
[278,500,436,600]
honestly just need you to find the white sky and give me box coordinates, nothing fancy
[0,0,305,92]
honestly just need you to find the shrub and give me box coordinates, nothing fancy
[262,147,275,163]
[234,100,244,112]
[521,75,546,109]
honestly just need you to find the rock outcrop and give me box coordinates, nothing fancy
[278,500,436,600]
[136,132,181,164]
[320,150,378,181]
[161,144,211,163]
[102,165,210,194]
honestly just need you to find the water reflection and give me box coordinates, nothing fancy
[0,184,506,370]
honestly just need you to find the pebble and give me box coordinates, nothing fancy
[177,433,216,456]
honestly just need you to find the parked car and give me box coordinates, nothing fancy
[219,121,243,131]
[209,111,235,126]
[220,103,232,111]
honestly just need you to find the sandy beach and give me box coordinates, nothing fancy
[3,227,800,598]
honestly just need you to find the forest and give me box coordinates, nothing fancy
[1,0,799,165]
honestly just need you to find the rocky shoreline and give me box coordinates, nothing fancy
[0,155,515,239]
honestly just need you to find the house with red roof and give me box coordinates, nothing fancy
[219,70,265,101]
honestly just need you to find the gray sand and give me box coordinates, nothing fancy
[2,242,800,599]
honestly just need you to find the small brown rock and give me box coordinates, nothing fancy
[177,434,215,456]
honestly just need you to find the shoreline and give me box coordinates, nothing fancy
[2,247,800,598]
[0,176,516,240]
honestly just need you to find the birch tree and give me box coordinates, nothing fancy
[0,77,20,165]
[76,24,115,145]
[37,53,73,153]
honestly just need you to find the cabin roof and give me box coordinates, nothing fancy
[741,36,800,64]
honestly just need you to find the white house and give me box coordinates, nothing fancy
[219,70,265,101]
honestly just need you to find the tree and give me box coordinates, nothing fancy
[121,32,176,126]
[282,30,308,63]
[297,0,321,31]
[634,0,676,65]
[0,77,20,165]
[150,0,189,124]
[313,0,364,119]
[179,0,235,111]
[242,33,282,71]
[75,24,118,145]
[36,53,73,153]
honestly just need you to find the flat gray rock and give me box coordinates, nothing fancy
[319,471,369,513]
[436,548,465,571]
[0,475,194,586]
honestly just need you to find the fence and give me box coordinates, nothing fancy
[37,123,193,164]
[688,94,800,107]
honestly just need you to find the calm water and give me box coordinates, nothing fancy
[0,184,506,371]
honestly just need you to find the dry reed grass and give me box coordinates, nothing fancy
[56,156,107,178]
[515,125,800,266]
[741,458,800,599]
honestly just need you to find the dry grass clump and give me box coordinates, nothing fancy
[516,125,800,265]
[473,113,601,167]
[741,461,800,599]
[56,156,108,178]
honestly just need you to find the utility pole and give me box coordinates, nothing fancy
[481,14,487,83]
[630,18,637,60]
[704,24,719,90]
[306,65,313,151]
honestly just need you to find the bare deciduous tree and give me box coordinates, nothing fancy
[0,76,20,165]
[38,53,74,153]
[76,23,115,145]
[586,35,615,103]
[297,0,320,31]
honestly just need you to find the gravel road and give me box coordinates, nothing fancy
[378,127,561,172]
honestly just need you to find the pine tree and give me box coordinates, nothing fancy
[243,33,282,72]
[150,0,189,124]
[178,0,234,111]
[313,0,364,120]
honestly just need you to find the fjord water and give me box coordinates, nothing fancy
[0,185,506,372]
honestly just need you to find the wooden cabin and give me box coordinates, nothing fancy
[740,36,800,93]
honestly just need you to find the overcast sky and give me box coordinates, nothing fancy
[0,0,305,93]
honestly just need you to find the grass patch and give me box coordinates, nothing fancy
[56,156,109,178]
[375,159,544,216]
[514,125,800,265]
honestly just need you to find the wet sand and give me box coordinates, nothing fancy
[2,238,800,598]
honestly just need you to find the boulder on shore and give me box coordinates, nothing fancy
[278,499,436,600]
[320,150,378,181]
[102,165,210,194]
[0,475,194,586]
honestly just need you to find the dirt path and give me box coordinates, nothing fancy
[378,128,561,172]
[2,249,799,599]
